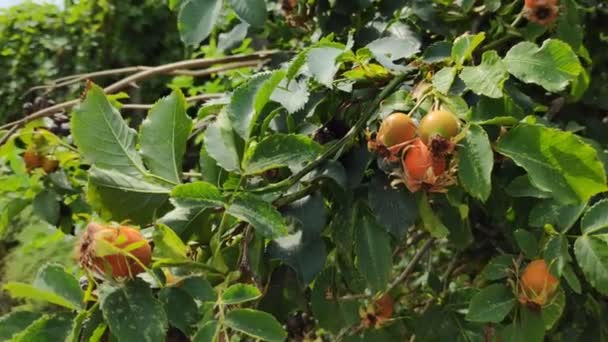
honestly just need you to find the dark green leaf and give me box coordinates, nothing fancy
[528,199,585,232]
[0,311,42,341]
[466,284,516,323]
[418,193,449,238]
[32,190,60,225]
[458,124,493,201]
[368,172,418,238]
[222,283,261,304]
[541,287,565,330]
[11,313,74,342]
[480,254,515,281]
[514,229,538,258]
[227,193,288,239]
[460,51,508,98]
[204,111,241,172]
[505,175,552,198]
[581,199,608,235]
[422,41,452,63]
[100,280,168,342]
[180,276,217,302]
[192,320,218,342]
[243,134,322,175]
[544,234,571,276]
[355,207,392,292]
[159,287,199,336]
[574,234,608,295]
[224,309,287,342]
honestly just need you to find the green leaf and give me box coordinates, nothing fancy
[100,280,168,342]
[466,284,516,323]
[227,193,288,239]
[178,0,223,46]
[0,311,42,341]
[72,82,145,176]
[243,134,322,174]
[503,39,582,92]
[311,268,359,333]
[160,182,224,235]
[224,309,287,342]
[500,306,545,342]
[418,193,449,238]
[422,41,452,63]
[458,124,493,201]
[460,50,508,98]
[192,320,218,342]
[159,287,199,336]
[153,223,189,260]
[228,71,284,141]
[574,234,608,295]
[432,67,456,94]
[366,36,420,72]
[229,0,267,28]
[180,276,217,302]
[88,167,169,225]
[204,111,241,172]
[480,254,515,281]
[32,189,60,225]
[222,283,262,304]
[528,199,585,232]
[368,172,418,238]
[562,264,582,294]
[355,207,392,292]
[267,194,328,284]
[140,90,192,184]
[514,229,538,258]
[541,287,565,330]
[171,181,224,204]
[544,234,571,276]
[11,313,74,342]
[581,199,608,235]
[451,32,485,66]
[4,264,83,310]
[307,47,344,88]
[505,175,552,198]
[269,78,310,114]
[496,123,607,204]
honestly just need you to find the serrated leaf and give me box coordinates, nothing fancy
[100,280,168,342]
[460,51,508,98]
[11,313,74,342]
[222,283,262,304]
[178,0,223,46]
[229,0,267,28]
[355,207,392,292]
[204,111,241,172]
[503,39,582,92]
[514,229,538,258]
[505,175,552,198]
[227,193,288,239]
[88,167,170,225]
[307,47,344,88]
[458,124,493,201]
[224,309,286,342]
[480,254,515,281]
[544,235,571,276]
[574,234,608,295]
[581,199,608,235]
[452,32,485,66]
[159,287,199,336]
[366,36,420,72]
[0,311,42,341]
[72,83,145,176]
[218,22,249,52]
[180,276,217,302]
[228,71,284,140]
[243,134,322,174]
[270,78,310,113]
[432,67,456,94]
[496,124,607,204]
[140,90,192,184]
[192,320,218,342]
[528,199,585,232]
[4,264,83,310]
[368,173,418,238]
[422,41,452,63]
[466,284,516,323]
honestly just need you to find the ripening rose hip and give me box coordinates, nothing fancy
[23,149,42,171]
[519,259,559,306]
[77,222,152,279]
[377,112,417,147]
[403,139,446,181]
[418,110,460,145]
[524,0,559,26]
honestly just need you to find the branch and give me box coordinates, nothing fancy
[251,73,410,194]
[121,93,224,110]
[386,239,435,293]
[0,51,277,133]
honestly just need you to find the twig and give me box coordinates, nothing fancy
[0,123,21,146]
[0,51,277,133]
[121,93,223,110]
[251,73,409,194]
[386,239,435,293]
[272,182,320,207]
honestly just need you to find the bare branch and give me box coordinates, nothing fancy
[386,239,435,293]
[121,93,223,110]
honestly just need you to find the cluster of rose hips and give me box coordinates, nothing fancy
[368,108,461,193]
[22,143,59,174]
[76,222,152,280]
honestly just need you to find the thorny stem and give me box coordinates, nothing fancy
[251,73,409,195]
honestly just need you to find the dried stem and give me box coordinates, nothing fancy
[386,239,435,293]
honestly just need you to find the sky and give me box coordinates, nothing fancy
[0,0,63,8]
